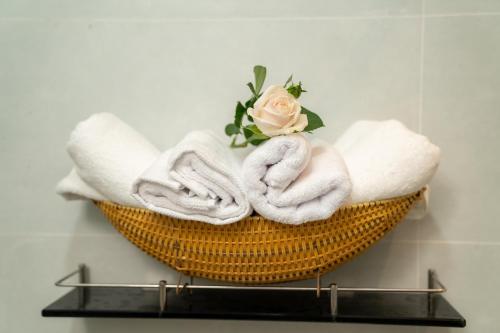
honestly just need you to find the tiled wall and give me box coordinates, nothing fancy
[1,1,499,332]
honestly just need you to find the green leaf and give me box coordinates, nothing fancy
[243,124,268,139]
[283,74,293,87]
[234,102,245,128]
[253,65,267,95]
[243,125,253,139]
[243,124,270,145]
[247,82,256,96]
[301,107,324,132]
[247,131,268,140]
[287,82,307,99]
[248,135,268,146]
[245,96,257,108]
[225,123,240,136]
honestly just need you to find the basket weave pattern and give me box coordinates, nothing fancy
[96,191,421,284]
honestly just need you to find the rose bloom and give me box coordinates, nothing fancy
[247,85,308,137]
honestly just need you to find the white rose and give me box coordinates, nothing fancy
[248,85,308,137]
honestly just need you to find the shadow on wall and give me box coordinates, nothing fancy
[72,201,117,235]
[420,169,458,241]
[78,318,423,333]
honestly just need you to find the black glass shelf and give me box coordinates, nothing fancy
[43,287,465,327]
[42,265,466,327]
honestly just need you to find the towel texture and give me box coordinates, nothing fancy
[56,168,107,201]
[335,120,440,203]
[132,130,252,225]
[242,134,352,224]
[61,113,160,207]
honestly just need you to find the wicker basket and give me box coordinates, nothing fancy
[96,190,422,284]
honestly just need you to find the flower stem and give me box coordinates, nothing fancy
[230,135,248,148]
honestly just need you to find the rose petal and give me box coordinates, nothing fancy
[252,117,281,137]
[257,114,308,137]
[250,85,306,137]
[261,106,292,127]
[248,108,285,128]
[254,85,287,109]
[282,102,302,129]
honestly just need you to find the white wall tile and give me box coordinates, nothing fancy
[420,16,500,242]
[81,319,419,333]
[0,0,422,19]
[425,0,500,15]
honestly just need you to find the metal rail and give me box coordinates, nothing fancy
[55,264,446,294]
[54,264,447,317]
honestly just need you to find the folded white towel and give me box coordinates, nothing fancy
[132,130,252,225]
[334,120,440,203]
[61,113,160,207]
[56,168,107,201]
[242,134,352,224]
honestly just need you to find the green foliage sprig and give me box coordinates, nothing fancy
[225,65,324,148]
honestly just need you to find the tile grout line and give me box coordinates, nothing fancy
[392,239,500,246]
[0,15,422,23]
[418,5,426,135]
[425,12,500,18]
[0,12,499,23]
[416,0,426,289]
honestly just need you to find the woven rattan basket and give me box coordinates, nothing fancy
[96,190,422,284]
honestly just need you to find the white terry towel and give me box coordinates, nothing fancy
[132,130,252,225]
[334,120,440,203]
[60,113,160,207]
[242,134,352,225]
[56,168,107,201]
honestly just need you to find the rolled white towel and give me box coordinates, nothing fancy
[56,168,107,202]
[132,130,252,225]
[242,134,352,225]
[334,120,440,203]
[61,113,160,207]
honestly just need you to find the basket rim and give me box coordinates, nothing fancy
[95,189,423,226]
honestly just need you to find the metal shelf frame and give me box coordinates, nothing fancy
[51,264,450,320]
